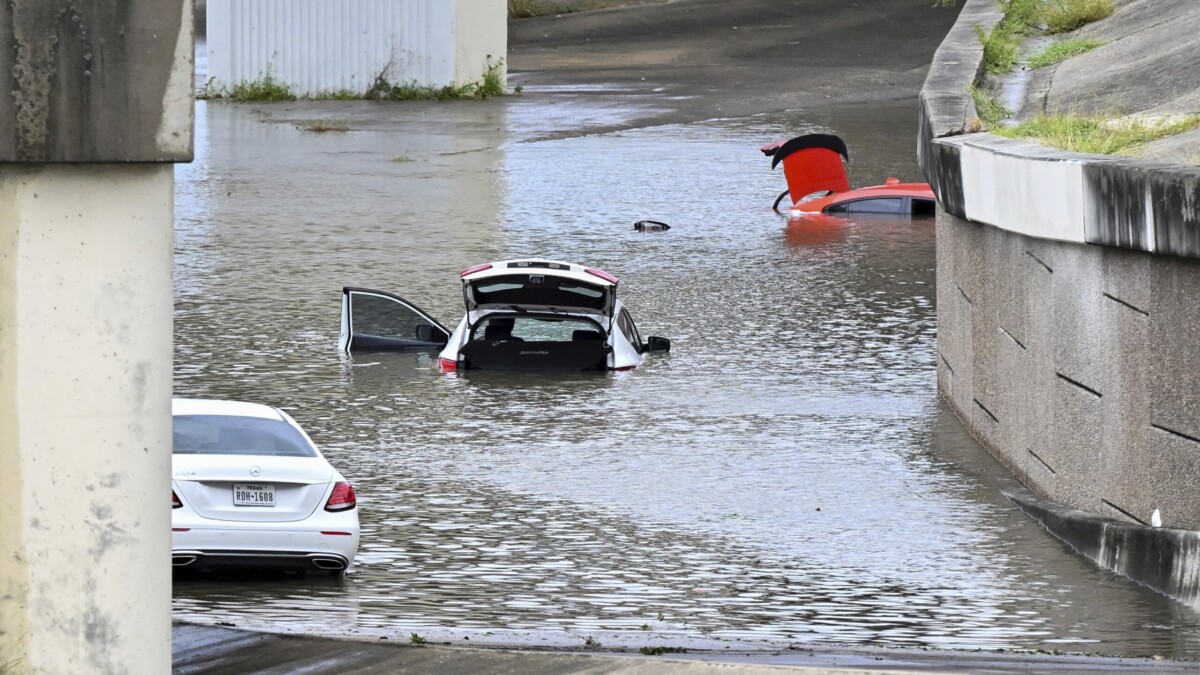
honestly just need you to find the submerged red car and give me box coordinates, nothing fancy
[761,134,936,217]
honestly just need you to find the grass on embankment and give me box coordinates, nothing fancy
[1044,0,1115,34]
[974,0,1114,74]
[969,85,1012,129]
[1026,37,1104,68]
[994,114,1200,155]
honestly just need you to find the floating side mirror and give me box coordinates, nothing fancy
[414,324,437,342]
[644,336,671,353]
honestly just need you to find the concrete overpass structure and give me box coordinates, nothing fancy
[0,0,193,672]
[920,0,1200,601]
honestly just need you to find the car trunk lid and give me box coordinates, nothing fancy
[173,455,334,523]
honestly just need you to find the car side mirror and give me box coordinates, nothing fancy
[414,324,436,342]
[644,336,670,353]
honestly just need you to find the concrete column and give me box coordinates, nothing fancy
[454,0,509,85]
[0,1,191,672]
[0,166,175,672]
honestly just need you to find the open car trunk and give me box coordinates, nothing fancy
[459,340,611,371]
[457,313,612,371]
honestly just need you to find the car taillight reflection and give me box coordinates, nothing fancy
[172,490,182,509]
[324,482,357,512]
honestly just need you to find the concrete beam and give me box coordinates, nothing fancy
[0,0,194,162]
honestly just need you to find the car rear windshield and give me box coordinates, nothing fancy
[471,274,607,311]
[172,415,317,457]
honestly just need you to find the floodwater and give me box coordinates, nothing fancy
[172,94,1200,658]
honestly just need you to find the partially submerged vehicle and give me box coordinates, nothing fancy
[338,259,670,372]
[760,134,936,217]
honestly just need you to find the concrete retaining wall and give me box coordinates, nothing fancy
[919,0,1200,598]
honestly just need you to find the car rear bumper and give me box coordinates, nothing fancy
[171,549,350,572]
[172,525,359,570]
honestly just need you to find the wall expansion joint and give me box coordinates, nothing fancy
[1055,372,1102,398]
[938,351,955,376]
[1025,250,1053,274]
[1101,498,1147,526]
[1101,292,1150,317]
[1027,449,1055,475]
[999,326,1027,351]
[1151,423,1200,445]
[973,398,999,424]
[956,284,973,305]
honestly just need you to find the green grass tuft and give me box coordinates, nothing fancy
[1044,0,1115,34]
[998,0,1044,33]
[390,155,415,163]
[975,23,1020,75]
[314,89,362,101]
[409,633,427,644]
[368,58,514,101]
[640,646,689,656]
[969,85,1012,129]
[297,119,350,133]
[228,73,296,102]
[995,114,1200,155]
[1027,37,1104,68]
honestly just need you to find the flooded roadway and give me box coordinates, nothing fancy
[171,95,1200,659]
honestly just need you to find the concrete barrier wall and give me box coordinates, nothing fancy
[206,0,506,95]
[919,0,1200,588]
[936,206,1200,529]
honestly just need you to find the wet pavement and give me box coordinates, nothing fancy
[174,0,1200,666]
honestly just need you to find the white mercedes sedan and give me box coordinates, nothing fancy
[171,398,360,575]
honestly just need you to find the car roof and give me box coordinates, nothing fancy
[172,398,285,421]
[461,259,617,287]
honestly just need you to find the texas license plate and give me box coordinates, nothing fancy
[233,483,275,507]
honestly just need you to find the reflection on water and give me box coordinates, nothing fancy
[173,98,1200,657]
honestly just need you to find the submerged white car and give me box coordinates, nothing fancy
[171,398,360,574]
[338,259,670,371]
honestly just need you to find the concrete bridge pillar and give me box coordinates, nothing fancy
[0,1,193,673]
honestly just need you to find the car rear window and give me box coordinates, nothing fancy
[470,274,607,310]
[172,415,317,457]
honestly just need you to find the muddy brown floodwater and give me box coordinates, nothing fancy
[171,94,1200,659]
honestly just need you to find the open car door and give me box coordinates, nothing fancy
[339,287,451,353]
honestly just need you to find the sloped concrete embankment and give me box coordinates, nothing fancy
[918,0,1200,602]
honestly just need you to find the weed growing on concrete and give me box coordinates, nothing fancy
[228,73,297,102]
[996,114,1200,155]
[508,0,582,18]
[314,89,363,101]
[1026,37,1104,68]
[368,58,514,101]
[969,85,1012,128]
[975,23,1021,75]
[974,0,1051,75]
[390,155,415,163]
[640,646,688,655]
[297,120,350,133]
[1044,0,1114,34]
[409,633,427,644]
[583,636,602,649]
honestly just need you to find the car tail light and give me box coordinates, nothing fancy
[459,263,492,277]
[172,490,182,509]
[585,267,618,285]
[324,482,357,512]
[438,357,459,372]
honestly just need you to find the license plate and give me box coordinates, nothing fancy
[233,483,275,507]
